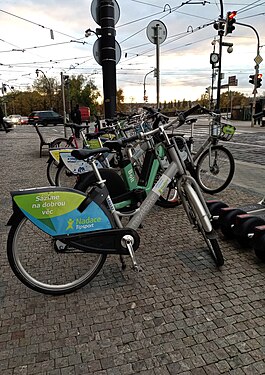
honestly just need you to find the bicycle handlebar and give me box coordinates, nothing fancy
[65,123,90,130]
[123,104,202,143]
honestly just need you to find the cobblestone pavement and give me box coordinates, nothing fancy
[0,126,265,375]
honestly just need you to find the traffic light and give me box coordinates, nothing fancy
[225,11,237,35]
[213,20,225,35]
[144,95,148,102]
[63,75,69,85]
[1,83,6,94]
[249,75,255,85]
[257,73,262,88]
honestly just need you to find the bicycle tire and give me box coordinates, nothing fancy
[7,216,107,295]
[196,145,235,194]
[155,183,181,208]
[55,163,79,188]
[184,183,224,267]
[47,138,75,186]
[75,169,128,198]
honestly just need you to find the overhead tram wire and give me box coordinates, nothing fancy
[0,8,89,69]
[119,2,216,49]
[0,9,84,40]
[236,0,265,13]
[117,2,187,32]
[130,0,164,9]
[0,39,89,54]
[239,12,265,19]
[121,20,214,65]
[0,55,94,67]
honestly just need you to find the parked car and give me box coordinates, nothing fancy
[3,114,21,125]
[28,111,64,126]
[1,114,21,130]
[20,116,28,125]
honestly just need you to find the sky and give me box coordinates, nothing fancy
[0,0,264,104]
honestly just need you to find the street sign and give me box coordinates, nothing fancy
[91,0,120,25]
[254,55,263,65]
[146,20,167,45]
[93,39,121,66]
[228,75,238,86]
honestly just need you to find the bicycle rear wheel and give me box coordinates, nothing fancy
[184,183,224,266]
[7,216,107,295]
[47,138,75,186]
[196,145,235,194]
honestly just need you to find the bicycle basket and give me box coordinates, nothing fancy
[219,124,236,141]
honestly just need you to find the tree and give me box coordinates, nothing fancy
[116,88,125,112]
[197,93,210,108]
[32,75,59,109]
[220,91,248,108]
[67,75,101,115]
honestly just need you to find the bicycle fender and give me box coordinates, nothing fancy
[6,203,24,226]
[59,152,102,174]
[9,187,115,236]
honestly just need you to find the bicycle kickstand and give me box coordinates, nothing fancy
[122,235,143,272]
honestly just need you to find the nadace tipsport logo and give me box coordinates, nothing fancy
[66,215,102,231]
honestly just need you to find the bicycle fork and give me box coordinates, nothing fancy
[178,175,212,233]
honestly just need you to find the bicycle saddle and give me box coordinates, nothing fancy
[71,147,110,160]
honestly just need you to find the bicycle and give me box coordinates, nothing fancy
[72,110,180,210]
[6,105,224,295]
[53,114,151,188]
[172,107,236,194]
[46,123,90,185]
[47,122,117,186]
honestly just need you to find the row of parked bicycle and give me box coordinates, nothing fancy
[5,105,243,295]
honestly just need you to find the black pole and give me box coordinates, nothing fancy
[236,22,260,127]
[100,0,117,119]
[215,0,224,112]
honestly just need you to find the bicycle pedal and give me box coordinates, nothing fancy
[55,240,67,251]
[132,264,143,273]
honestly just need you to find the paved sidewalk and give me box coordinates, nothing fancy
[0,126,265,375]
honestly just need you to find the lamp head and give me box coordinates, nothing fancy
[85,29,92,37]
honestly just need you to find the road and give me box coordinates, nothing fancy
[170,117,265,197]
[6,120,265,197]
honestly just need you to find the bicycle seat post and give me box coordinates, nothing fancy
[190,121,195,153]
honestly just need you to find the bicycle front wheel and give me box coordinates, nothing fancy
[55,164,79,188]
[7,217,107,295]
[47,138,75,186]
[184,183,224,267]
[196,145,235,194]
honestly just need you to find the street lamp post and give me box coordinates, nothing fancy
[36,69,52,109]
[1,83,14,116]
[143,69,155,103]
[236,22,261,127]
